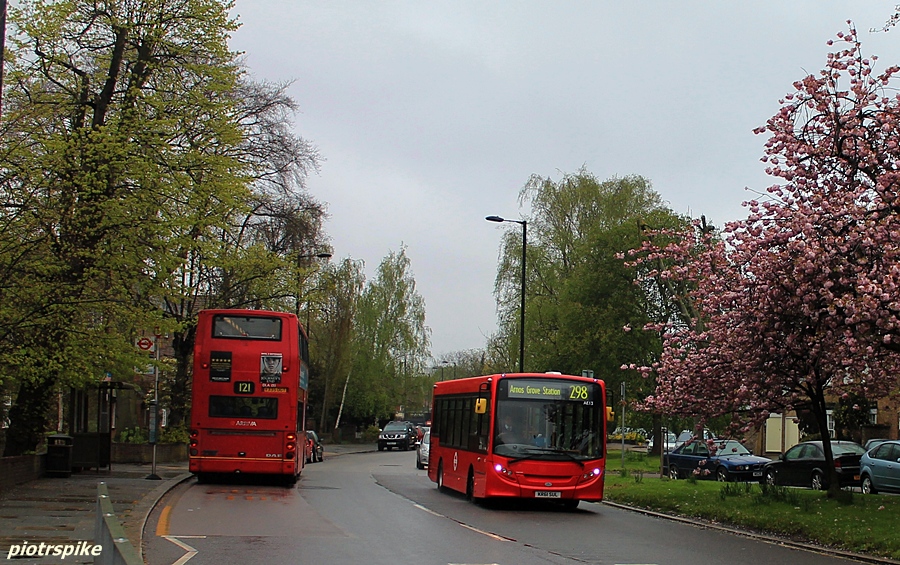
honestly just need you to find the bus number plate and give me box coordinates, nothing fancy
[535,491,561,498]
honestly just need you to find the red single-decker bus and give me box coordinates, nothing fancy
[427,372,607,509]
[189,309,309,484]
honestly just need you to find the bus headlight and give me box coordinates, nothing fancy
[493,463,514,477]
[582,468,602,479]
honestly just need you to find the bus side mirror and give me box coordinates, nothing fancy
[475,398,487,414]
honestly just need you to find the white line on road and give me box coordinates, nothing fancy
[411,501,512,542]
[163,535,205,565]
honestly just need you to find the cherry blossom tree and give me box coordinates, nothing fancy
[628,24,900,496]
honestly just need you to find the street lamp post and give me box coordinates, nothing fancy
[486,215,527,373]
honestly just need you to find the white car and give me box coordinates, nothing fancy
[416,431,430,469]
[647,431,677,452]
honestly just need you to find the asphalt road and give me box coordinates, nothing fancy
[144,450,868,565]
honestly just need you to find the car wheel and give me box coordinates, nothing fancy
[416,457,424,470]
[716,467,729,482]
[378,444,384,451]
[861,475,877,495]
[668,465,680,480]
[765,469,777,486]
[811,471,825,490]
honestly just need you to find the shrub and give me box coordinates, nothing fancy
[117,427,147,444]
[159,425,189,444]
[363,425,381,442]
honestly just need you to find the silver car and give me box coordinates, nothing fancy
[416,431,430,469]
[860,439,900,494]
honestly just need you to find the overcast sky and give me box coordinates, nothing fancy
[228,2,900,359]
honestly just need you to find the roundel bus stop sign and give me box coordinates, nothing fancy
[135,337,156,375]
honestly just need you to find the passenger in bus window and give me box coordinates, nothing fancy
[531,431,547,447]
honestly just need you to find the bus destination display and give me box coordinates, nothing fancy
[505,379,595,402]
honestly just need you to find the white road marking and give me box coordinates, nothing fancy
[163,535,205,565]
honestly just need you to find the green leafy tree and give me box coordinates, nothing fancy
[0,0,254,454]
[308,258,364,432]
[344,247,430,425]
[491,171,682,378]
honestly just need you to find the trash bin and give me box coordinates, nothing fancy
[45,434,73,477]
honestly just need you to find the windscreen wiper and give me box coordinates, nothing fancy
[508,447,585,467]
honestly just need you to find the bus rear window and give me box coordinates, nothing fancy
[212,314,282,340]
[209,396,278,419]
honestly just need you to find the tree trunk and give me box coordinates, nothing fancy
[809,380,841,498]
[3,377,55,456]
[169,326,196,428]
[648,414,662,457]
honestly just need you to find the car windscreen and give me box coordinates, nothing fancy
[834,443,866,456]
[383,422,407,432]
[713,441,751,456]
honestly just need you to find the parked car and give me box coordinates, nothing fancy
[674,428,716,449]
[864,438,890,452]
[763,440,865,490]
[647,431,677,452]
[859,439,900,494]
[306,430,324,463]
[665,439,770,482]
[416,431,431,469]
[378,421,418,451]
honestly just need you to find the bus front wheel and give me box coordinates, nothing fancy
[560,499,579,511]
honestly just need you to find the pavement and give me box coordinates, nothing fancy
[0,442,377,564]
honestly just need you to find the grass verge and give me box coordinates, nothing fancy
[604,449,900,560]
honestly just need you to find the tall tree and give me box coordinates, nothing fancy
[345,247,430,424]
[308,258,364,433]
[491,171,683,396]
[635,25,900,495]
[0,0,249,454]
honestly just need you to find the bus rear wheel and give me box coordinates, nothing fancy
[437,461,446,492]
[466,469,475,501]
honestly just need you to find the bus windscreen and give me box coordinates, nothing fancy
[212,315,282,340]
[209,396,278,419]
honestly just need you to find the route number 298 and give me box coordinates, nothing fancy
[568,385,589,400]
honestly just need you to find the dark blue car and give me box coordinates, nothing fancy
[665,439,770,482]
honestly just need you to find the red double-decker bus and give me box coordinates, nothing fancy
[189,309,309,484]
[427,372,607,509]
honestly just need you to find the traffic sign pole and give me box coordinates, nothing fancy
[145,334,161,481]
